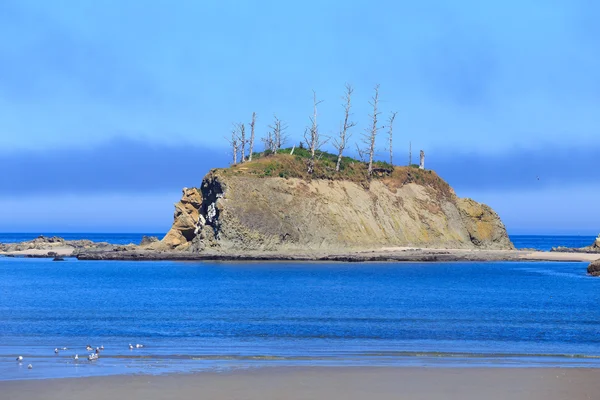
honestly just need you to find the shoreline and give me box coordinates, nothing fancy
[2,366,599,400]
[1,247,598,263]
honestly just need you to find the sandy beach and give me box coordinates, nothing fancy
[2,367,598,400]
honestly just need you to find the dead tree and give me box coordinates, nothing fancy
[360,84,381,177]
[225,129,239,165]
[304,91,328,174]
[333,84,356,172]
[238,123,246,163]
[267,115,287,152]
[261,129,274,153]
[248,112,256,161]
[387,112,397,167]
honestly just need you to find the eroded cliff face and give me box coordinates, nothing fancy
[160,169,513,252]
[158,187,203,250]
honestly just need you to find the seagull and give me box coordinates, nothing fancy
[27,364,33,369]
[62,347,68,350]
[54,348,59,354]
[88,353,98,361]
[136,344,144,348]
[86,345,93,351]
[95,347,100,354]
[16,356,23,362]
[129,344,134,350]
[100,345,104,350]
[74,354,79,360]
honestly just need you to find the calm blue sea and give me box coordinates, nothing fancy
[0,234,599,380]
[510,235,596,251]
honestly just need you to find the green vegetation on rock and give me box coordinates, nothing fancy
[220,147,449,195]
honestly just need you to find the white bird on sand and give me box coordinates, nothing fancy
[86,345,93,351]
[54,348,59,354]
[136,344,144,348]
[129,344,134,350]
[74,354,79,360]
[27,364,33,369]
[16,356,23,362]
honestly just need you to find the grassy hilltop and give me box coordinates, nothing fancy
[219,147,453,198]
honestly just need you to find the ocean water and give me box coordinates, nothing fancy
[510,235,596,251]
[1,251,600,380]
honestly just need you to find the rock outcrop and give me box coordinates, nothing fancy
[551,234,600,253]
[588,259,600,276]
[159,188,203,250]
[0,235,124,257]
[159,167,514,253]
[140,235,159,247]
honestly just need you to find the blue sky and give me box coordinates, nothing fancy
[0,0,598,234]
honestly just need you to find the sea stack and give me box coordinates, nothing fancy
[157,152,514,253]
[587,259,600,276]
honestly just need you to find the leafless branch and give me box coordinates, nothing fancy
[388,111,397,167]
[333,83,356,172]
[358,84,381,177]
[304,90,326,174]
[248,112,256,161]
[225,128,239,165]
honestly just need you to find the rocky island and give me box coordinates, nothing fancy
[154,154,513,253]
[2,149,599,266]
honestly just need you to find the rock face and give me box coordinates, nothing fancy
[159,169,514,252]
[588,259,600,276]
[140,235,159,247]
[160,188,203,250]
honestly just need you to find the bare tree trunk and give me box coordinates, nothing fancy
[304,91,323,174]
[261,129,273,153]
[334,84,356,172]
[226,129,239,165]
[239,123,246,163]
[367,84,380,177]
[274,118,281,151]
[268,115,287,152]
[248,112,256,161]
[388,112,397,167]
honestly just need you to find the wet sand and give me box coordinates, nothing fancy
[73,247,600,263]
[2,367,599,400]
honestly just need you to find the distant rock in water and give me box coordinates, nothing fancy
[158,154,514,253]
[0,235,122,257]
[140,235,159,247]
[552,234,600,254]
[588,259,600,276]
